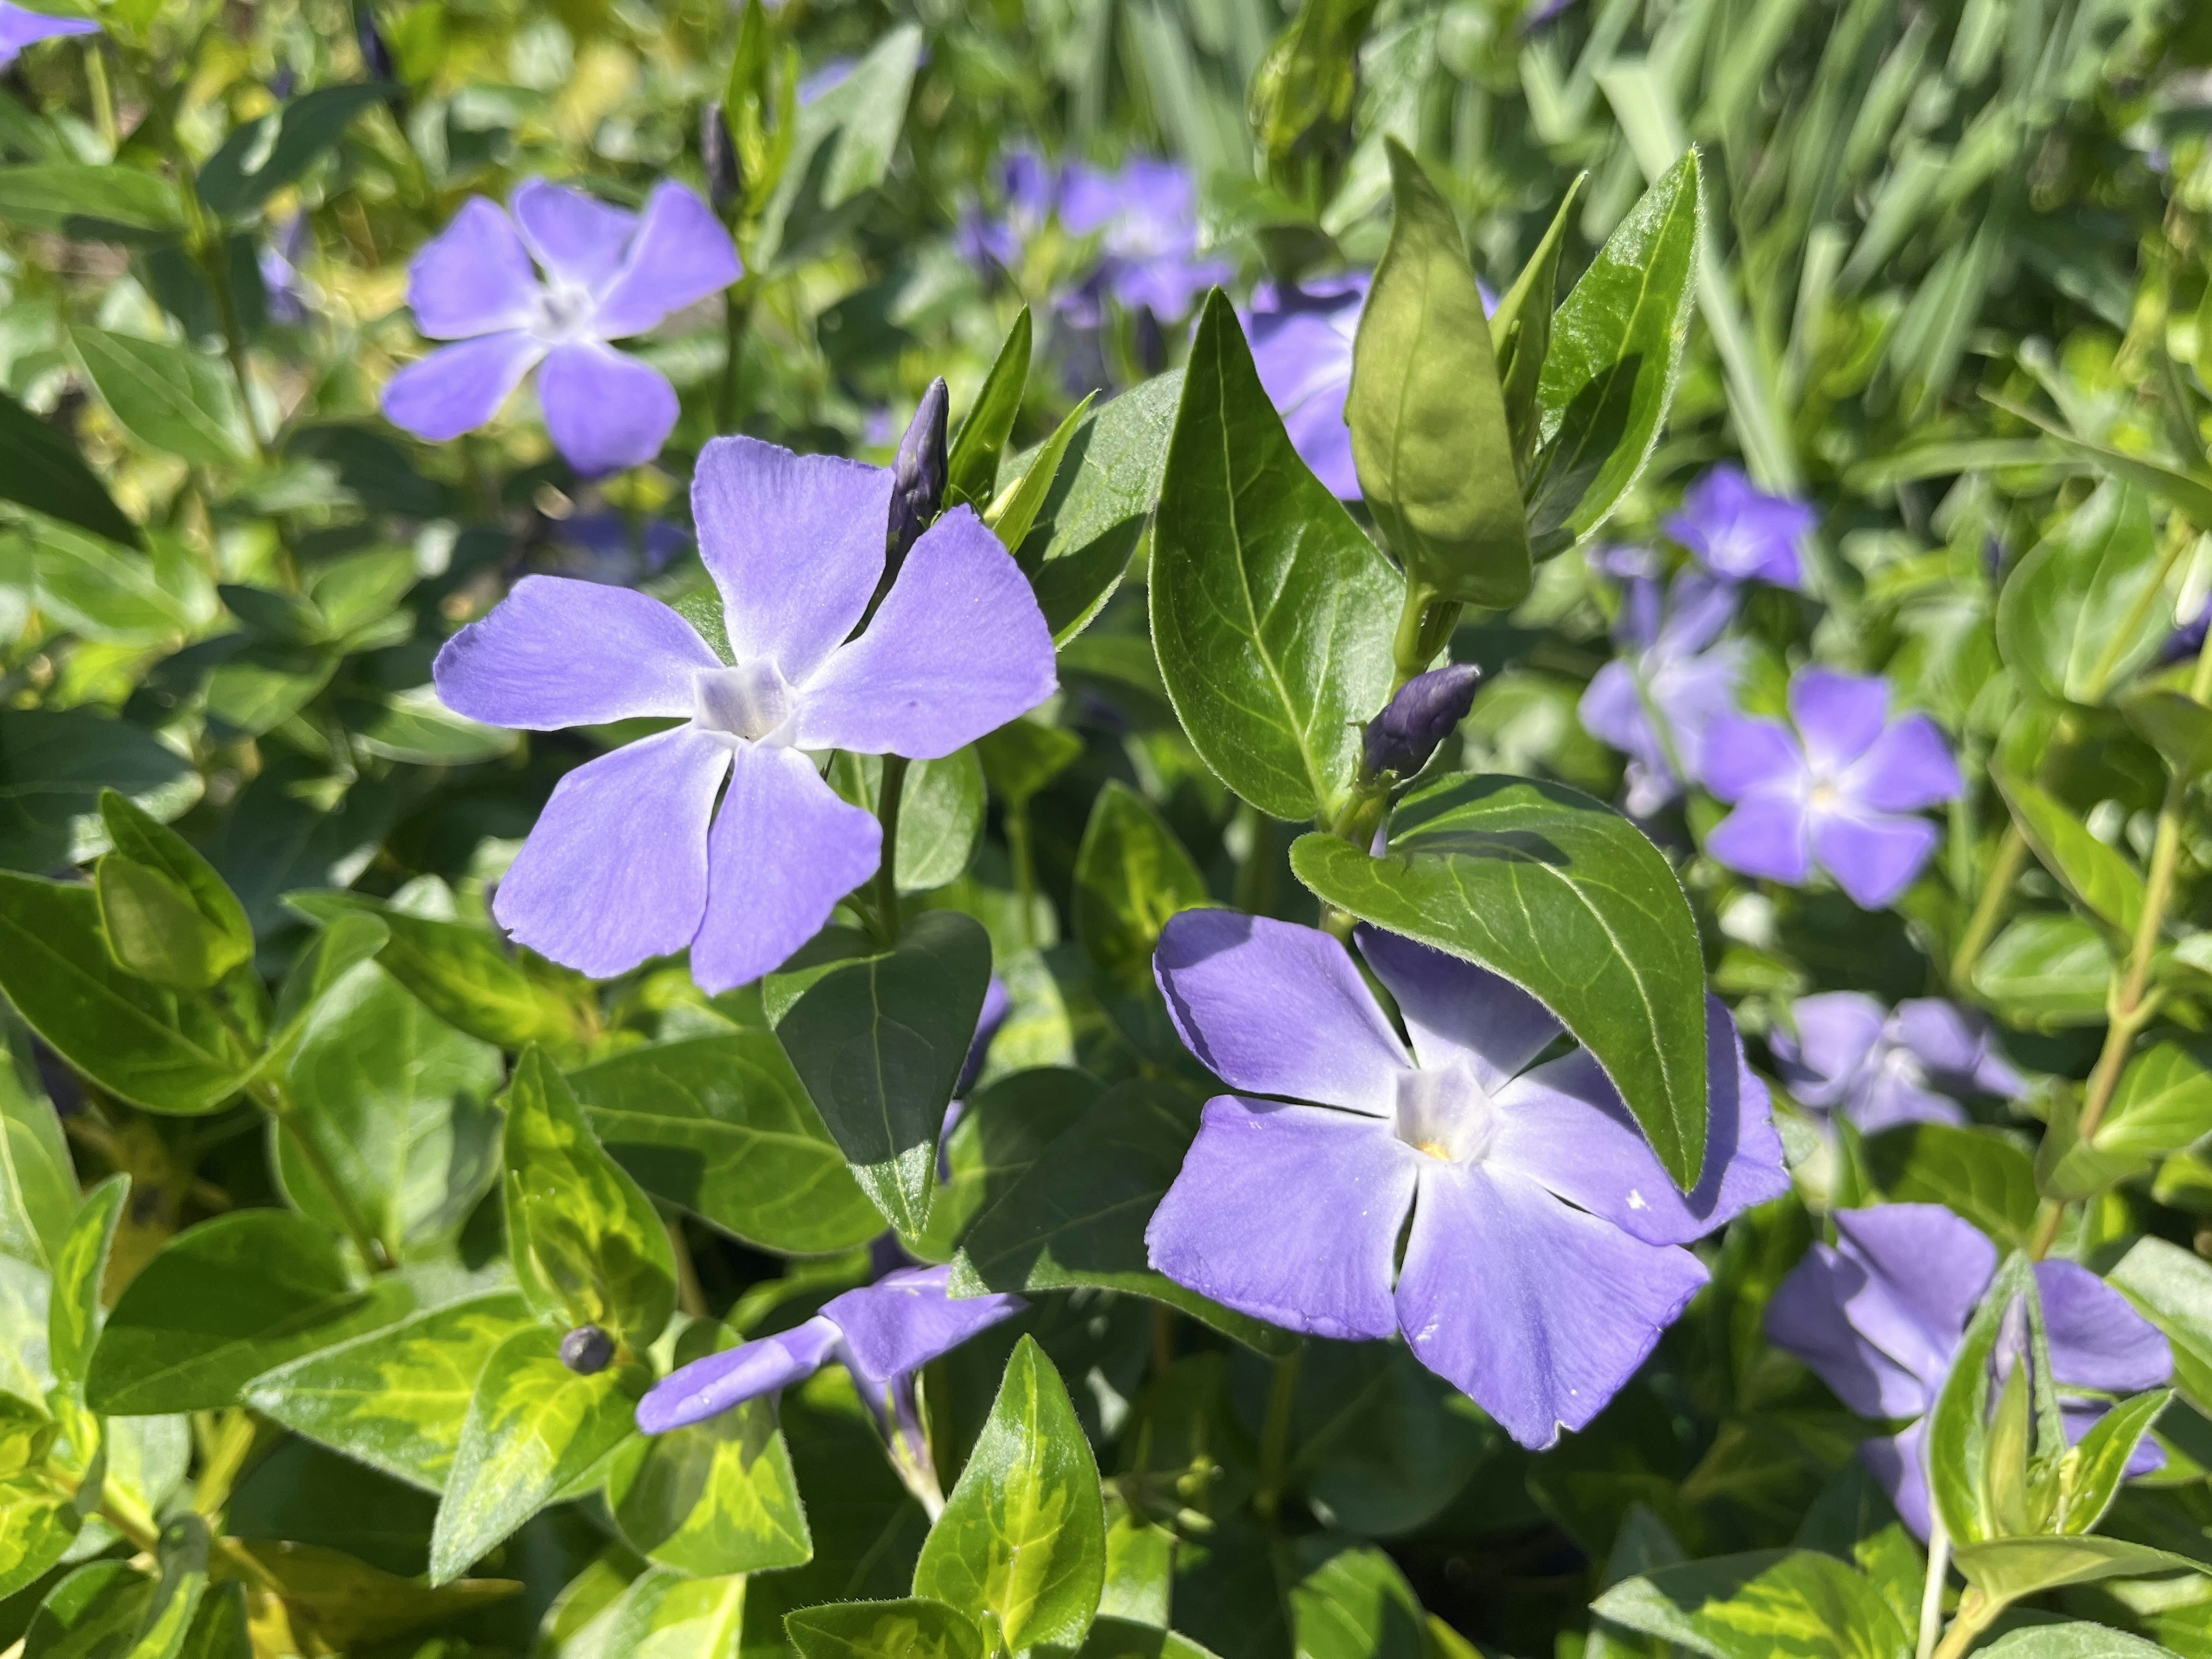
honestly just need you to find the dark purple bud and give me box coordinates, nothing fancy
[702,103,738,218]
[560,1324,615,1374]
[885,378,949,570]
[355,5,397,85]
[271,66,297,103]
[1363,662,1483,777]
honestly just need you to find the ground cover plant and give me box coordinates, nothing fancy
[6,0,2212,1654]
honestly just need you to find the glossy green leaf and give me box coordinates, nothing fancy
[834,750,987,893]
[977,719,1084,808]
[84,1209,412,1414]
[338,686,518,766]
[503,1046,676,1350]
[988,395,1094,555]
[172,1581,248,1659]
[2061,1388,2168,1534]
[94,859,229,991]
[1289,1539,1426,1659]
[1525,152,1702,559]
[430,1323,642,1584]
[753,23,922,266]
[1075,1618,1219,1659]
[774,909,993,1240]
[1151,290,1397,823]
[0,708,200,876]
[2044,1039,2212,1202]
[237,1539,519,1645]
[1073,782,1210,997]
[599,1567,747,1656]
[1292,772,1707,1190]
[1974,1624,2176,1658]
[1590,1549,1911,1659]
[913,1335,1105,1656]
[1349,139,1528,608]
[46,1175,123,1402]
[1969,912,2112,1028]
[70,328,250,469]
[947,308,1033,513]
[2122,688,2212,781]
[1996,482,2166,707]
[787,1597,987,1659]
[0,1253,51,1405]
[244,1290,536,1491]
[1490,174,1585,473]
[0,1013,75,1271]
[912,1067,1102,1260]
[0,387,139,547]
[2108,1236,2212,1414]
[1926,1252,2033,1546]
[97,792,251,979]
[0,1480,78,1603]
[1994,768,2143,937]
[22,1560,153,1657]
[195,84,393,221]
[126,1515,210,1659]
[266,909,390,1062]
[569,1032,880,1256]
[607,1396,811,1577]
[0,164,185,244]
[1951,1536,2207,1606]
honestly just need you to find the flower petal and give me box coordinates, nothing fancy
[537,341,679,476]
[1767,1245,1936,1419]
[1578,660,1668,779]
[692,435,892,685]
[798,506,1058,759]
[493,728,730,979]
[1355,927,1559,1092]
[1152,911,1411,1115]
[1145,1096,1415,1340]
[1843,714,1961,813]
[1699,715,1803,801]
[1858,1419,1934,1541]
[381,331,543,442]
[510,177,637,295]
[1396,1160,1707,1449]
[434,574,721,729]
[1790,669,1890,774]
[406,199,541,339]
[1770,991,1886,1111]
[1853,1066,1967,1133]
[1810,808,1938,908]
[2036,1260,2172,1394]
[1831,1203,1996,1389]
[690,744,882,994]
[636,1316,841,1433]
[823,1266,1025,1383]
[589,182,743,340]
[1706,794,1813,885]
[0,7,99,56]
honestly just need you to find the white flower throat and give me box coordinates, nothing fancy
[694,661,796,747]
[1393,1058,1500,1165]
[532,281,597,345]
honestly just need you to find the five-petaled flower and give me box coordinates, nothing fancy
[1243,273,1368,498]
[434,435,1058,991]
[1143,911,1789,1449]
[1770,993,2023,1132]
[382,179,741,475]
[1766,1203,2171,1539]
[1665,464,1816,590]
[1702,668,1962,909]
[1580,566,1746,816]
[1058,157,1233,324]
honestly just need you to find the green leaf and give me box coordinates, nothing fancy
[2108,1236,2212,1415]
[1994,769,2143,937]
[126,1515,209,1659]
[1986,396,2212,530]
[276,963,503,1263]
[753,24,922,267]
[46,1175,123,1402]
[173,1581,248,1659]
[1288,1538,1427,1659]
[912,1067,1103,1261]
[1525,151,1702,559]
[1590,1549,1911,1659]
[987,395,1095,555]
[598,1567,746,1654]
[0,1013,76,1271]
[194,84,393,221]
[947,309,1033,514]
[1490,175,1586,474]
[2122,688,2212,781]
[23,1561,153,1657]
[244,1290,536,1491]
[774,909,993,1240]
[1291,773,1707,1190]
[1074,782,1210,997]
[978,719,1084,809]
[0,387,139,547]
[948,1080,1295,1354]
[97,793,251,980]
[0,708,200,876]
[70,329,250,469]
[0,164,185,244]
[1150,290,1397,823]
[2043,1040,2212,1199]
[0,873,247,1115]
[215,1543,516,1649]
[834,751,986,893]
[23,522,214,647]
[1926,1252,2034,1546]
[502,1046,676,1351]
[1349,139,1529,608]
[336,685,517,766]
[1972,1624,2177,1658]
[84,1209,412,1414]
[1969,912,2113,1028]
[787,1598,987,1659]
[202,643,339,738]
[568,1033,881,1256]
[607,1396,811,1576]
[913,1335,1105,1656]
[429,1323,641,1584]
[0,1253,51,1405]
[94,858,230,991]
[1950,1536,2207,1606]
[1075,1618,1219,1659]
[0,1479,79,1603]
[2061,1388,2168,1534]
[1996,482,2166,707]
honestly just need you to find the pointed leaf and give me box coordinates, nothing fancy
[70,328,250,468]
[46,1175,123,1401]
[608,1396,812,1576]
[0,1012,75,1270]
[948,309,1033,513]
[0,386,139,546]
[787,1597,987,1659]
[1590,1548,1911,1659]
[1995,481,2166,708]
[1073,781,1211,997]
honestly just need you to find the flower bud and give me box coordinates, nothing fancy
[702,102,740,219]
[1363,661,1482,778]
[356,5,398,88]
[560,1324,615,1375]
[885,377,949,571]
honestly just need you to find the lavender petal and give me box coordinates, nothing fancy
[382,331,543,443]
[433,574,721,729]
[405,198,541,340]
[536,341,680,476]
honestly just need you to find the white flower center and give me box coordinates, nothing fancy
[693,661,796,747]
[533,281,597,345]
[1392,1058,1499,1165]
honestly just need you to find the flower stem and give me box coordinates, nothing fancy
[1254,1347,1302,1526]
[1915,1510,1949,1659]
[869,755,909,948]
[1950,825,2026,990]
[1007,800,1037,950]
[1929,1588,1998,1659]
[718,285,753,433]
[85,42,117,156]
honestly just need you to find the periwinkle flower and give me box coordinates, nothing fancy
[1702,669,1961,910]
[1666,465,1816,590]
[1766,1203,2171,1539]
[1243,273,1368,498]
[1771,993,2023,1133]
[1145,912,1789,1449]
[260,214,317,327]
[1059,158,1232,323]
[1363,661,1482,778]
[1579,567,1746,816]
[381,179,741,476]
[434,435,1058,991]
[956,148,1056,277]
[0,3,96,61]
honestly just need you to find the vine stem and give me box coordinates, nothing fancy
[1949,826,2025,988]
[1915,1510,1949,1659]
[1253,1347,1301,1525]
[869,755,909,948]
[1006,800,1037,950]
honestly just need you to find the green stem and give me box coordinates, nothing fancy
[1254,1347,1302,1526]
[718,285,753,433]
[1232,800,1277,918]
[869,755,910,947]
[1950,826,2027,989]
[252,1080,389,1271]
[1929,1589,1999,1659]
[1007,800,1037,950]
[1915,1510,1949,1659]
[85,41,117,156]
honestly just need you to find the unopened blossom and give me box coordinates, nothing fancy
[1145,912,1789,1449]
[1666,465,1815,590]
[1363,662,1482,777]
[0,3,96,60]
[1771,993,2023,1132]
[382,179,741,475]
[435,435,1057,991]
[1702,668,1961,909]
[1766,1203,2171,1539]
[1243,273,1368,498]
[1059,158,1232,323]
[1579,567,1746,816]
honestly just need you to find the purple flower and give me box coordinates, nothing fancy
[1242,274,1367,498]
[1766,1204,2171,1539]
[534,512,690,586]
[260,214,316,327]
[381,179,741,476]
[0,4,96,61]
[1143,912,1789,1449]
[1579,569,1747,815]
[1771,993,2024,1133]
[956,148,1056,277]
[1665,465,1816,590]
[1059,158,1232,323]
[1703,669,1961,909]
[434,435,1058,991]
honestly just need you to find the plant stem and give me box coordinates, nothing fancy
[1929,1588,1998,1659]
[1006,800,1037,949]
[718,284,753,433]
[1950,825,2026,989]
[252,1080,389,1271]
[199,228,272,467]
[1915,1510,1949,1659]
[869,755,909,947]
[1254,1347,1302,1525]
[85,43,117,156]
